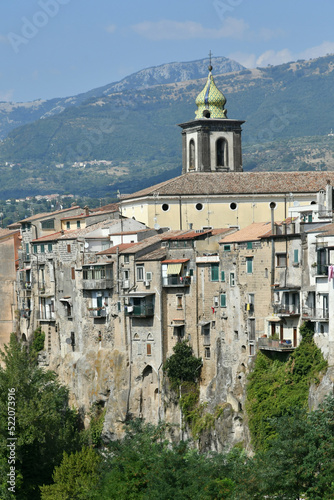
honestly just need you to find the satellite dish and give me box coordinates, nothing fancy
[84,242,89,248]
[154,223,160,230]
[293,201,300,207]
[65,338,72,345]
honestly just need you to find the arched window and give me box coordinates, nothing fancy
[189,139,195,170]
[216,138,228,167]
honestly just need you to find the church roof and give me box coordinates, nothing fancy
[121,172,334,200]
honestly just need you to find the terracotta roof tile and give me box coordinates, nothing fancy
[220,222,272,243]
[122,172,334,199]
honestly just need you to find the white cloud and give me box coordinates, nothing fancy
[0,34,10,45]
[299,41,334,60]
[106,24,116,34]
[256,49,293,67]
[131,17,249,41]
[228,51,257,68]
[0,89,14,102]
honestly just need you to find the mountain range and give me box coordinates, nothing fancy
[1,54,334,199]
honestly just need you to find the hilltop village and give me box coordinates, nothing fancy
[1,66,334,446]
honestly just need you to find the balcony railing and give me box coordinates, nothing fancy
[89,308,107,318]
[20,309,31,318]
[162,276,191,287]
[274,304,300,315]
[82,279,113,290]
[37,310,55,321]
[302,307,329,320]
[125,304,154,317]
[317,264,328,276]
[258,338,296,351]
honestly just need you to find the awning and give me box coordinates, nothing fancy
[126,292,155,297]
[18,266,31,272]
[167,263,182,275]
[60,297,73,305]
[267,316,281,322]
[198,320,210,326]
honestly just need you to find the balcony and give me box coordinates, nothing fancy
[274,304,300,316]
[258,337,296,352]
[20,309,31,319]
[82,279,113,290]
[162,276,191,287]
[125,303,154,317]
[317,264,328,276]
[37,310,55,321]
[89,308,107,318]
[302,307,329,321]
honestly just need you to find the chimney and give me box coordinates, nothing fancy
[84,205,89,217]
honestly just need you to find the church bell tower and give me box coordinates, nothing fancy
[179,59,244,173]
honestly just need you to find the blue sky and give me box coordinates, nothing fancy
[1,0,334,102]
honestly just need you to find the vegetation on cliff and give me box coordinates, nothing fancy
[246,322,328,450]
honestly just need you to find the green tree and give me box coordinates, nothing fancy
[40,447,101,500]
[0,334,81,500]
[163,341,202,388]
[92,419,236,500]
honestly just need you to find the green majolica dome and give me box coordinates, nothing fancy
[195,69,227,119]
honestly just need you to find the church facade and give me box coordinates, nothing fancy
[121,65,334,230]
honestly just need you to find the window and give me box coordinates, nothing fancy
[136,266,144,281]
[249,344,255,356]
[71,267,75,280]
[220,293,226,307]
[210,263,219,281]
[41,219,55,230]
[66,221,70,230]
[249,319,255,341]
[77,220,81,229]
[294,249,299,264]
[33,244,37,253]
[230,202,237,211]
[216,138,228,167]
[247,242,253,249]
[276,253,287,267]
[48,243,53,252]
[204,347,211,359]
[177,295,183,309]
[223,244,231,251]
[161,203,170,212]
[246,257,253,274]
[40,244,45,253]
[202,325,210,345]
[221,270,225,282]
[248,293,255,314]
[146,343,152,356]
[195,203,203,211]
[189,139,195,170]
[230,272,235,286]
[214,296,219,307]
[67,244,71,253]
[124,255,129,264]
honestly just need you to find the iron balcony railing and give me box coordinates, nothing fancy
[125,304,154,317]
[258,338,295,351]
[89,308,107,318]
[274,303,300,315]
[162,276,191,287]
[302,307,329,320]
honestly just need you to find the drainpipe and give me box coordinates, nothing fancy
[270,202,276,307]
[179,197,182,230]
